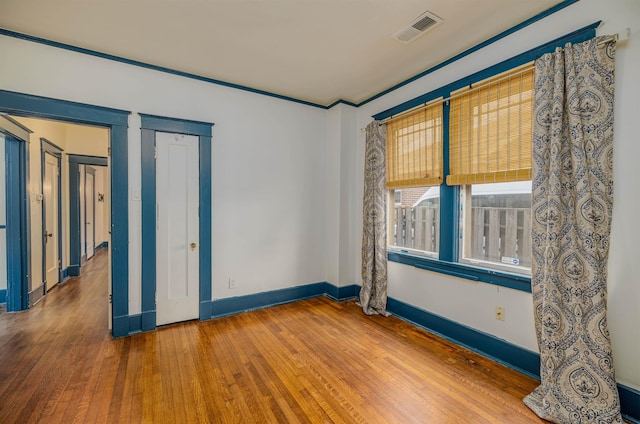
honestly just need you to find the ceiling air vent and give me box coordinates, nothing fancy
[392,11,443,43]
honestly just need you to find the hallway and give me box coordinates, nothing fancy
[0,248,111,422]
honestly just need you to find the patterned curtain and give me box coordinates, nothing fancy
[359,121,390,316]
[523,37,622,423]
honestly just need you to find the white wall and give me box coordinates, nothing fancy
[352,0,640,390]
[0,32,329,315]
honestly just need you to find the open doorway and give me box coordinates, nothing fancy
[0,91,129,336]
[7,116,110,306]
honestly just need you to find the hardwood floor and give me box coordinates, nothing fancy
[0,249,551,423]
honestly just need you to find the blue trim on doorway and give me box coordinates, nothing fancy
[199,134,212,319]
[4,135,29,311]
[140,113,214,330]
[41,138,63,289]
[0,289,6,304]
[0,225,5,229]
[140,127,156,331]
[68,155,108,278]
[0,90,130,337]
[139,114,213,137]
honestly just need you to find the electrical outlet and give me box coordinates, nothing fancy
[495,306,505,321]
[228,278,237,289]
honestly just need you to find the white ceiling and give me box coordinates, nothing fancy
[0,0,564,106]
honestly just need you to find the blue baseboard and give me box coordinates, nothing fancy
[112,315,130,338]
[141,311,156,332]
[386,296,640,422]
[0,289,6,304]
[97,241,109,249]
[210,282,359,318]
[67,265,80,277]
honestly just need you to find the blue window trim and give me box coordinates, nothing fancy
[140,113,214,331]
[373,22,600,121]
[0,89,131,337]
[381,23,599,292]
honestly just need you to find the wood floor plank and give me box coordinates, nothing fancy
[1,248,600,423]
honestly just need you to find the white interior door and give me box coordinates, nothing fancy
[86,171,95,259]
[44,152,59,291]
[156,132,200,326]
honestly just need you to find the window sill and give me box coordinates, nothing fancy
[387,251,532,293]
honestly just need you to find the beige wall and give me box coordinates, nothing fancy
[12,117,109,293]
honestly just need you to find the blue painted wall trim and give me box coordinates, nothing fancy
[0,1,579,110]
[96,241,109,249]
[66,265,80,277]
[386,296,639,422]
[139,113,213,136]
[0,30,326,110]
[0,289,5,304]
[0,90,131,337]
[0,89,129,126]
[388,251,532,293]
[373,22,599,121]
[68,155,109,278]
[139,113,213,331]
[620,385,640,423]
[4,135,29,311]
[326,99,358,109]
[210,282,358,318]
[140,128,156,327]
[0,224,5,229]
[387,296,540,377]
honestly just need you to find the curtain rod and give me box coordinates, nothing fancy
[375,29,631,127]
[377,64,534,125]
[597,27,631,47]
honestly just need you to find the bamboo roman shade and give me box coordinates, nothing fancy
[386,101,443,188]
[447,63,534,185]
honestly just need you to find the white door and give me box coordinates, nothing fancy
[156,132,200,326]
[86,171,95,259]
[44,152,59,291]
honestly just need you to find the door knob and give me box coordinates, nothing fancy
[190,243,197,250]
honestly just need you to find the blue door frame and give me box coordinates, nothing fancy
[40,138,63,294]
[4,134,29,311]
[0,89,131,337]
[139,113,213,330]
[68,155,108,277]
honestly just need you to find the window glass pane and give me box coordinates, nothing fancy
[389,186,439,256]
[460,181,531,273]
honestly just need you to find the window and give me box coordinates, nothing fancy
[384,63,534,279]
[459,181,532,274]
[386,100,442,257]
[449,63,533,275]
